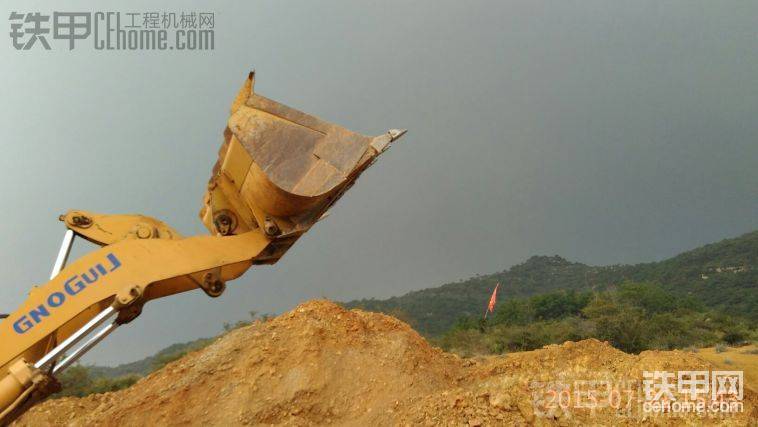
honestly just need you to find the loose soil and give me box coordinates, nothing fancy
[14,301,757,426]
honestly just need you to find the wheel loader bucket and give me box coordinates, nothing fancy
[200,72,405,258]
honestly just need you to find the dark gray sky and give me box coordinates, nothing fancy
[1,1,756,365]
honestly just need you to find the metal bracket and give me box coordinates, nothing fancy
[195,267,226,298]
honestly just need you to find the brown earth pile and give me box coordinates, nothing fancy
[13,300,757,426]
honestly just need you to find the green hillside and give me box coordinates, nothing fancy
[439,282,755,356]
[344,231,757,336]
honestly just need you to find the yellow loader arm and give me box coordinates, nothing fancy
[0,72,405,423]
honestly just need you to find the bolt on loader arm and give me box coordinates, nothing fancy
[0,72,405,424]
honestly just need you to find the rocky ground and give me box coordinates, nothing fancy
[13,300,757,426]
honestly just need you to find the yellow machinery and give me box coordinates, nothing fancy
[0,72,405,423]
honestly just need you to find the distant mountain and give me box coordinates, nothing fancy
[344,231,757,336]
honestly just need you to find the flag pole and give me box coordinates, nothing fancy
[484,282,500,320]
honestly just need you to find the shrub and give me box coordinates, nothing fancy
[722,325,749,345]
[436,328,489,357]
[55,365,139,398]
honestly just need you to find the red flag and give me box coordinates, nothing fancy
[486,283,500,316]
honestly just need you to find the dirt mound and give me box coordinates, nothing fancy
[13,301,757,426]
[398,341,756,425]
